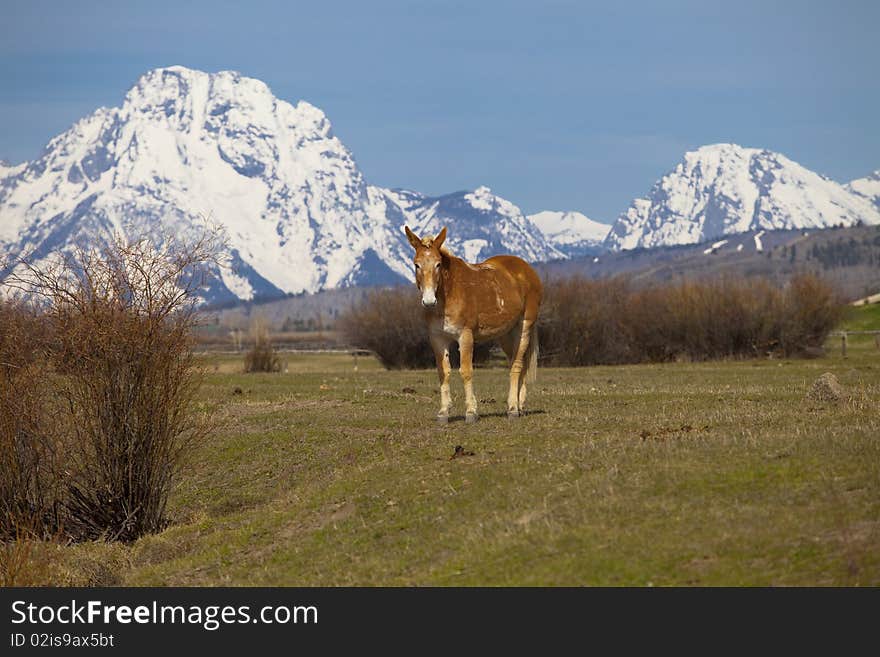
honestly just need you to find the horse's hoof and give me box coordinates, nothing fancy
[507,410,520,419]
[465,413,479,425]
[436,414,449,425]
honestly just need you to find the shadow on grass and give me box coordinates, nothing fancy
[442,409,547,424]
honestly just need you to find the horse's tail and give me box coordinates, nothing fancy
[525,324,538,383]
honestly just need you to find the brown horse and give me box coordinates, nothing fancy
[404,226,543,424]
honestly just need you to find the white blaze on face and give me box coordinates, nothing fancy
[421,282,437,307]
[414,239,442,307]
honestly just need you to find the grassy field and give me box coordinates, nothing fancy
[842,302,880,332]
[29,322,879,587]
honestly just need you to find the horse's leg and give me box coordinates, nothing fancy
[518,323,537,412]
[501,325,519,412]
[507,317,534,418]
[502,328,528,412]
[459,328,478,424]
[499,328,517,366]
[430,334,452,423]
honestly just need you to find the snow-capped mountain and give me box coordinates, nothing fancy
[847,170,880,211]
[369,186,563,264]
[605,144,880,251]
[0,66,562,304]
[527,210,609,258]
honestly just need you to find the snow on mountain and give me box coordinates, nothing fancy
[527,210,609,258]
[604,144,880,251]
[370,185,564,265]
[0,66,562,304]
[847,170,880,211]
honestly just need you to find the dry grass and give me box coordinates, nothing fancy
[13,334,878,587]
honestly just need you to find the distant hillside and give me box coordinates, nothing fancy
[542,224,880,301]
[201,286,375,333]
[842,303,880,332]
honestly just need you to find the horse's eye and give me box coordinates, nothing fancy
[414,264,420,270]
[434,263,440,270]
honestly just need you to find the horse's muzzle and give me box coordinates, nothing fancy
[421,299,437,308]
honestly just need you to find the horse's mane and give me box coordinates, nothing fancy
[420,236,454,258]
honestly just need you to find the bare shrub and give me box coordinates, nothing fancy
[335,275,842,369]
[540,276,634,365]
[243,317,281,373]
[779,274,845,356]
[338,288,435,368]
[2,231,220,543]
[338,287,492,369]
[627,278,785,361]
[0,301,63,541]
[539,274,842,365]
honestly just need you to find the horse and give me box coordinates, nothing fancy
[404,225,543,424]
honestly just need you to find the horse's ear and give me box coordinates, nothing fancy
[404,226,420,250]
[434,226,447,250]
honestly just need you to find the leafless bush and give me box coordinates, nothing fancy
[243,317,281,373]
[1,231,221,543]
[779,274,845,355]
[540,277,634,365]
[539,274,842,365]
[626,278,785,361]
[0,301,63,541]
[338,287,492,369]
[339,288,434,369]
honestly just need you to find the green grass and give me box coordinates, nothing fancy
[37,340,880,586]
[841,303,880,332]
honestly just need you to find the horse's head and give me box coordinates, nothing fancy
[404,226,447,308]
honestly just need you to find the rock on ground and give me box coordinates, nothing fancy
[807,372,845,403]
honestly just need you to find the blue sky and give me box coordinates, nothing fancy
[1,0,878,221]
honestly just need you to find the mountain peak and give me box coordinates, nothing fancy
[689,142,752,154]
[847,170,880,210]
[605,145,880,250]
[139,64,202,79]
[1,67,562,303]
[528,211,610,258]
[124,67,282,121]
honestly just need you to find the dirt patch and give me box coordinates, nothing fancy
[325,501,357,525]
